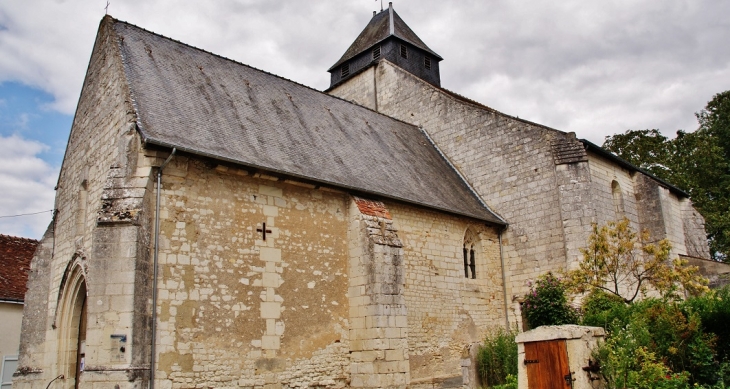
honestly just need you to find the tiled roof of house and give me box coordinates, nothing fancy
[329,6,442,71]
[110,17,504,224]
[0,234,38,302]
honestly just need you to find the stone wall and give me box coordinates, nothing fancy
[330,61,584,322]
[387,203,503,384]
[153,160,352,389]
[588,151,710,259]
[16,16,153,389]
[329,60,713,324]
[151,161,501,388]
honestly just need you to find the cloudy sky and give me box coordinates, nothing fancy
[1,0,729,239]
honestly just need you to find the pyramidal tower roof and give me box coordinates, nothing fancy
[328,3,442,71]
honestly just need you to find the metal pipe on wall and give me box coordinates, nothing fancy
[150,148,176,389]
[499,228,510,328]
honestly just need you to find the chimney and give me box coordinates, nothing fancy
[373,11,376,17]
[389,2,393,9]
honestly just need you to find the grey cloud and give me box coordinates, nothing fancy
[0,135,57,237]
[1,1,730,142]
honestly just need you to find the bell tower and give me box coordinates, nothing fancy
[327,2,443,89]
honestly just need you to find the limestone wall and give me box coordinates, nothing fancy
[588,152,709,259]
[152,160,503,388]
[387,203,504,384]
[329,60,713,322]
[586,153,641,229]
[330,61,581,321]
[16,16,152,389]
[153,160,351,388]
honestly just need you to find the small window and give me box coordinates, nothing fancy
[341,63,350,77]
[372,46,381,60]
[463,229,477,279]
[400,44,408,59]
[612,180,625,215]
[424,56,432,70]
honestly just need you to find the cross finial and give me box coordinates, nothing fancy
[105,0,110,15]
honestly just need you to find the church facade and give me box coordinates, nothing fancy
[15,4,709,389]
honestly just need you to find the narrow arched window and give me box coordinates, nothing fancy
[463,229,477,279]
[612,180,625,216]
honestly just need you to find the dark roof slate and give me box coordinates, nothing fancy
[111,18,503,224]
[329,7,442,71]
[0,234,38,302]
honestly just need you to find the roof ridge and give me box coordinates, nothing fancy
[110,16,423,133]
[0,234,39,243]
[111,17,341,106]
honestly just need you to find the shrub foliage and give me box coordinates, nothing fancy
[477,327,518,387]
[591,291,730,388]
[523,272,578,329]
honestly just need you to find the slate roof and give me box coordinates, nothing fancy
[328,6,443,71]
[0,234,38,302]
[110,18,504,225]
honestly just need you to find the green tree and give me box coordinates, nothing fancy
[564,218,708,303]
[603,91,730,261]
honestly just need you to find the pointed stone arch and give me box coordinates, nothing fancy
[54,255,89,387]
[612,180,625,216]
[463,228,479,279]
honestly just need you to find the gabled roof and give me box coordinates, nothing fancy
[328,5,442,71]
[0,234,38,302]
[109,18,504,225]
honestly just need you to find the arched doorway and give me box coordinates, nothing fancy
[56,261,88,388]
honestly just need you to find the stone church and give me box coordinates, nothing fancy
[15,4,710,389]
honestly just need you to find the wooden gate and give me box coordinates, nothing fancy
[523,340,572,389]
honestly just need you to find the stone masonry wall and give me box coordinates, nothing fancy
[153,160,351,389]
[328,60,714,322]
[681,201,711,259]
[330,61,577,323]
[387,203,503,386]
[588,152,710,258]
[586,154,641,229]
[347,198,409,389]
[16,17,153,389]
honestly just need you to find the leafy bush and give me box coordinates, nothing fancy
[477,327,518,387]
[638,299,717,385]
[683,285,730,363]
[523,272,578,329]
[489,374,517,389]
[593,298,720,387]
[581,289,629,328]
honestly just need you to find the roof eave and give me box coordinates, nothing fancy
[142,137,506,226]
[580,139,690,198]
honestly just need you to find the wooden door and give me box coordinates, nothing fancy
[524,340,572,389]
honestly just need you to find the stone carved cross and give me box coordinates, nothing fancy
[256,222,272,241]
